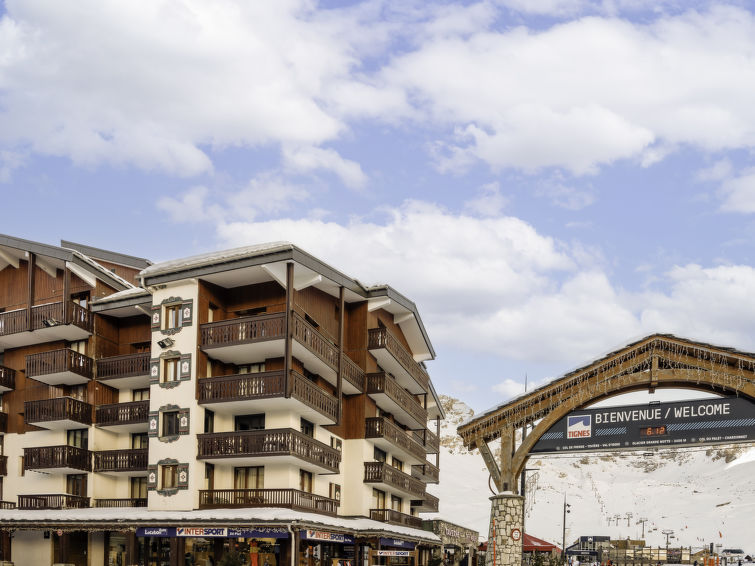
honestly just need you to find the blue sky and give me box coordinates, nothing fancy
[2,0,755,412]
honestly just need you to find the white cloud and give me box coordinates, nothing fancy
[696,158,733,183]
[282,145,367,190]
[463,182,508,216]
[718,169,755,213]
[536,181,595,210]
[492,378,526,399]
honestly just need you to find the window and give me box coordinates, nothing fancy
[19,456,24,477]
[162,411,180,437]
[165,304,181,329]
[72,292,89,309]
[69,340,87,355]
[235,413,264,431]
[205,463,215,490]
[66,474,87,497]
[238,362,265,374]
[392,457,403,472]
[300,418,314,438]
[372,488,386,509]
[69,384,87,401]
[67,429,88,449]
[329,482,341,501]
[235,466,264,489]
[132,433,149,449]
[299,470,313,493]
[131,477,147,499]
[162,465,178,489]
[374,447,386,463]
[391,495,402,512]
[133,388,150,401]
[204,409,215,433]
[163,358,180,382]
[330,437,342,451]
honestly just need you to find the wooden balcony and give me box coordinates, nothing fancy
[0,301,92,350]
[365,417,426,464]
[414,429,440,454]
[94,498,147,508]
[18,494,89,510]
[363,461,426,498]
[199,488,338,516]
[94,449,148,475]
[197,428,340,474]
[24,445,92,474]
[0,501,15,510]
[201,312,362,394]
[25,397,93,430]
[96,400,149,433]
[368,328,429,394]
[411,492,439,513]
[199,370,338,425]
[0,365,15,392]
[369,508,423,529]
[0,455,7,476]
[96,352,151,389]
[366,372,427,429]
[26,348,94,386]
[411,461,440,484]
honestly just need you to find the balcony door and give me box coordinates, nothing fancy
[234,466,263,490]
[67,429,88,450]
[66,474,87,497]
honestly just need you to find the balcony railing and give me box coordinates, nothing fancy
[97,352,151,380]
[411,462,440,484]
[96,400,149,427]
[94,449,148,473]
[199,488,338,516]
[369,508,423,529]
[18,494,89,510]
[292,312,339,372]
[199,370,339,423]
[94,498,148,508]
[363,461,426,498]
[26,348,94,381]
[341,353,365,392]
[368,327,429,392]
[365,417,426,462]
[366,372,427,426]
[411,492,439,513]
[0,455,6,476]
[414,429,440,453]
[197,428,340,473]
[0,301,92,337]
[25,397,93,427]
[201,312,285,348]
[0,501,15,510]
[0,365,15,390]
[24,445,92,472]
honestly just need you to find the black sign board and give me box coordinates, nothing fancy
[531,397,755,454]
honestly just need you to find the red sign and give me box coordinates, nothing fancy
[510,529,521,542]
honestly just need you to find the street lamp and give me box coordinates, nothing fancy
[561,495,571,565]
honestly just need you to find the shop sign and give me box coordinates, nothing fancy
[379,538,416,549]
[376,551,411,557]
[304,530,354,543]
[136,527,290,538]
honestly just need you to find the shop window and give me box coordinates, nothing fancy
[67,429,88,449]
[131,477,147,499]
[300,418,314,438]
[391,495,402,512]
[235,466,264,489]
[133,388,150,401]
[163,357,180,383]
[132,433,149,449]
[165,304,182,330]
[66,474,87,497]
[372,488,386,509]
[238,362,265,374]
[374,447,386,463]
[235,413,264,431]
[329,482,341,501]
[162,411,180,437]
[299,470,313,493]
[162,464,178,489]
[392,457,403,472]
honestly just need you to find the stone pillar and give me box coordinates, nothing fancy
[486,492,524,566]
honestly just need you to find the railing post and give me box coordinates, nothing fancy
[63,265,70,324]
[26,253,35,331]
[337,286,344,425]
[284,262,294,398]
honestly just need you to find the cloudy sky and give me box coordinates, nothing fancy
[2,0,755,412]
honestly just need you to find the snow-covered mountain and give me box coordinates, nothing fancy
[425,396,755,553]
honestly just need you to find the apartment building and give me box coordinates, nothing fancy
[0,235,444,566]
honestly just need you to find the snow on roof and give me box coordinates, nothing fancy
[140,242,294,279]
[0,506,440,541]
[72,250,136,290]
[92,286,150,304]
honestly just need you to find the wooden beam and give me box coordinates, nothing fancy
[284,262,294,398]
[27,253,35,331]
[477,437,502,493]
[336,286,344,425]
[0,248,19,269]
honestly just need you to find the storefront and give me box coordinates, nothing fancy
[299,529,355,566]
[421,520,479,566]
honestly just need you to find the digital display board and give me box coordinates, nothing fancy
[530,396,755,454]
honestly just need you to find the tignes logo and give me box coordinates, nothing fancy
[567,415,591,439]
